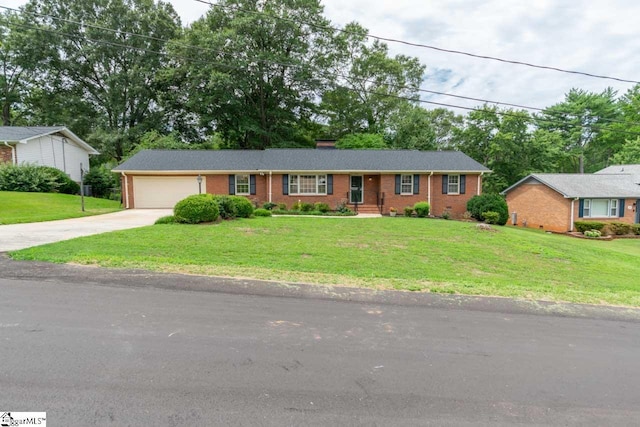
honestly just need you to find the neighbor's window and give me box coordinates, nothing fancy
[235,174,250,195]
[400,174,413,194]
[289,174,327,195]
[583,199,619,218]
[448,174,460,194]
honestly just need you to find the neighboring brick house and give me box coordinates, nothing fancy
[0,126,99,181]
[502,166,640,232]
[113,149,490,216]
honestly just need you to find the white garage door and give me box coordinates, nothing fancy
[133,176,204,208]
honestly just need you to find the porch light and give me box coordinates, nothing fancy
[197,174,203,194]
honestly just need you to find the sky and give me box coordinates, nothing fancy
[2,0,639,114]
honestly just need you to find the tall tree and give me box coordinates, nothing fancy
[163,0,335,149]
[23,0,181,161]
[536,88,620,173]
[321,23,425,137]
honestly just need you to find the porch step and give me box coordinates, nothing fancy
[352,205,381,214]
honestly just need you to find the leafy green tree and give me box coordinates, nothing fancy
[163,0,334,149]
[24,0,181,161]
[386,105,436,150]
[536,88,620,173]
[336,133,386,149]
[321,22,425,137]
[611,137,640,164]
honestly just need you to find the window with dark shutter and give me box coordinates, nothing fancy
[282,174,289,195]
[395,175,401,194]
[250,175,256,195]
[413,174,420,194]
[327,174,333,195]
[460,175,466,194]
[442,175,448,194]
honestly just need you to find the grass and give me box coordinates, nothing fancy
[0,191,122,224]
[9,217,640,307]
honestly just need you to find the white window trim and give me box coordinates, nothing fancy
[288,174,327,195]
[448,174,460,195]
[235,174,250,195]
[582,198,620,218]
[400,174,413,195]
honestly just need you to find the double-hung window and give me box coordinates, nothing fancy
[400,175,413,195]
[447,174,460,194]
[289,174,327,195]
[235,174,250,195]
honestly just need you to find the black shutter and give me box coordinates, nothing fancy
[327,174,333,195]
[460,175,466,194]
[442,175,449,194]
[578,199,584,218]
[619,199,625,217]
[282,174,289,195]
[413,174,420,194]
[228,175,235,195]
[395,175,401,194]
[250,175,256,195]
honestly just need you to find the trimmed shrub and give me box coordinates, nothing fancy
[413,202,430,218]
[606,222,632,235]
[230,195,254,218]
[584,229,601,238]
[482,211,500,224]
[262,202,277,210]
[633,224,640,235]
[574,221,605,233]
[39,166,80,194]
[155,215,176,224]
[0,163,57,193]
[253,208,272,217]
[213,195,237,219]
[174,194,219,224]
[277,203,287,210]
[298,202,313,212]
[441,210,451,220]
[336,200,352,213]
[403,206,414,217]
[314,202,330,213]
[466,194,509,225]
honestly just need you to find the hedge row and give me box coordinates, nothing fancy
[171,194,255,224]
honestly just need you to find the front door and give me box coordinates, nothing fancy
[350,176,363,204]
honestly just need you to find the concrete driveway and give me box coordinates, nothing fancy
[0,209,172,252]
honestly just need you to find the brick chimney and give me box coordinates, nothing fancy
[315,139,336,149]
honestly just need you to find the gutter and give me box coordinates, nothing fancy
[478,172,484,195]
[3,141,16,164]
[121,172,130,209]
[428,172,433,206]
[268,171,273,203]
[570,198,578,232]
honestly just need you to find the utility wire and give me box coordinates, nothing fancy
[193,0,640,85]
[3,18,640,138]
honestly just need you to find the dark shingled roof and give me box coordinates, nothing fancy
[0,126,67,141]
[113,149,490,173]
[502,173,640,198]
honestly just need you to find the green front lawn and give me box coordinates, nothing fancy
[0,191,122,224]
[10,217,640,307]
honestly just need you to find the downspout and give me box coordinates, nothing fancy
[478,172,484,195]
[4,141,16,164]
[428,172,433,206]
[268,171,273,203]
[570,198,578,232]
[121,172,130,209]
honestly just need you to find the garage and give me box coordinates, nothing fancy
[132,176,204,208]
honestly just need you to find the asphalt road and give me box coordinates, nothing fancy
[1,275,640,426]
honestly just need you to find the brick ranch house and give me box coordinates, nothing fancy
[0,126,98,181]
[502,164,640,232]
[113,149,490,216]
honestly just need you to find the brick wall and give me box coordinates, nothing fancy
[505,183,639,232]
[0,144,14,163]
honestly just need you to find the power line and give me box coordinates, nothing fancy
[6,2,640,126]
[3,18,640,138]
[192,0,640,85]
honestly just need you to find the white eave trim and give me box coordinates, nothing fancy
[17,127,99,155]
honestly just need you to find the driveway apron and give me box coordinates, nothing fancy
[0,209,171,251]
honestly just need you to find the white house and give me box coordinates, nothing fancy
[0,126,99,182]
